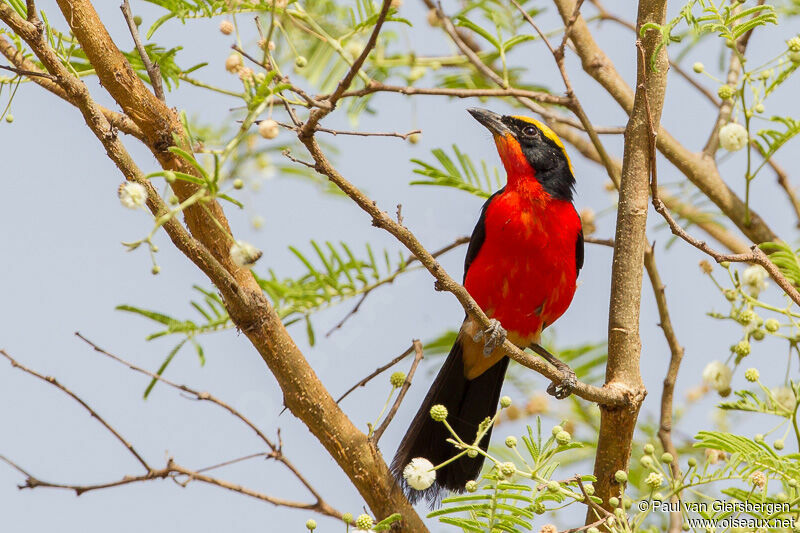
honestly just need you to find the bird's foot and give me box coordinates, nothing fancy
[473,319,507,357]
[530,343,577,399]
[546,368,577,399]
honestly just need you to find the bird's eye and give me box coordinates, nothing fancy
[522,126,538,137]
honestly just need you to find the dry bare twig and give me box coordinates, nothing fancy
[372,340,425,443]
[120,0,165,102]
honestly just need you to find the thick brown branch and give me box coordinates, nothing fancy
[586,0,670,513]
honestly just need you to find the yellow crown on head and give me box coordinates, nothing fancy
[511,115,575,177]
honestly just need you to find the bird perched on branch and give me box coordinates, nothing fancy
[392,108,584,505]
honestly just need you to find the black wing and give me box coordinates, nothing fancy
[575,228,584,278]
[463,187,505,283]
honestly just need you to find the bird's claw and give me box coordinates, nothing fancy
[473,319,506,357]
[546,368,577,399]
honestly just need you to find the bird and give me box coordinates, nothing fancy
[391,108,584,505]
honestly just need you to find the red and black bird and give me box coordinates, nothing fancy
[392,108,584,504]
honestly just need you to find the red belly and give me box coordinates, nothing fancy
[464,189,580,338]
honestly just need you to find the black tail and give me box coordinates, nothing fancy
[391,339,510,506]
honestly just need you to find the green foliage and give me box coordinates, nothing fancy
[640,0,777,69]
[759,241,800,287]
[117,286,228,397]
[255,240,407,344]
[411,146,503,198]
[429,419,592,533]
[753,117,800,172]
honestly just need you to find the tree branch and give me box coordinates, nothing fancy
[586,0,670,513]
[0,34,144,140]
[643,247,685,533]
[0,349,150,471]
[372,340,424,443]
[120,0,165,102]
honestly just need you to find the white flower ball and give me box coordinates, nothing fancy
[742,265,769,297]
[230,240,263,268]
[719,122,748,152]
[702,361,732,393]
[403,457,436,491]
[118,182,147,209]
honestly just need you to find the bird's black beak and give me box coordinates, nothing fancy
[468,108,510,137]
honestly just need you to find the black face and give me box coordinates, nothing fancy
[467,108,576,202]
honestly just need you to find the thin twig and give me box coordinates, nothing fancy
[325,236,470,337]
[589,0,719,106]
[0,63,55,79]
[644,246,685,533]
[120,0,164,102]
[298,134,626,406]
[74,333,332,508]
[509,0,619,184]
[371,339,424,443]
[336,343,416,404]
[301,0,393,137]
[584,236,614,247]
[272,120,420,140]
[0,349,151,472]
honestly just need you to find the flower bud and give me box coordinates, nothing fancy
[219,20,234,35]
[500,396,512,408]
[355,514,374,529]
[390,371,406,388]
[765,319,780,332]
[505,436,517,448]
[717,85,736,100]
[430,404,448,422]
[465,480,478,492]
[693,62,704,73]
[614,470,628,483]
[258,119,280,139]
[305,519,316,531]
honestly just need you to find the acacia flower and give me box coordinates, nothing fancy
[645,472,664,488]
[750,470,766,488]
[230,240,262,268]
[354,514,374,530]
[742,265,769,296]
[118,182,147,209]
[719,122,748,151]
[219,20,234,35]
[745,368,760,382]
[402,457,435,490]
[702,361,732,393]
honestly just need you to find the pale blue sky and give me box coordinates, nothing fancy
[2,1,799,532]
